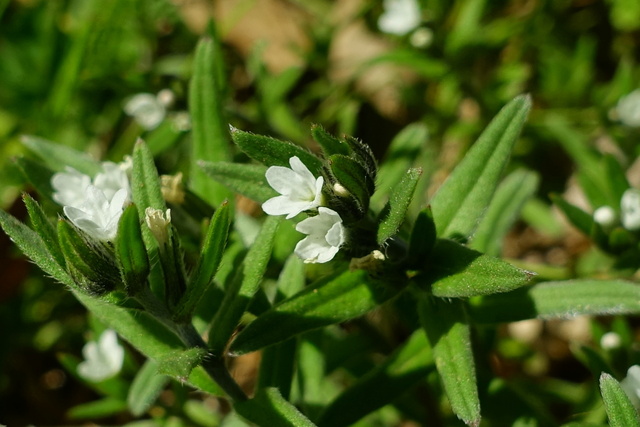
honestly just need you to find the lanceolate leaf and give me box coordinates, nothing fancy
[468,279,640,324]
[230,127,323,174]
[318,329,434,427]
[421,239,534,298]
[230,269,403,355]
[0,209,74,287]
[22,135,102,176]
[174,202,231,323]
[470,169,539,256]
[599,373,640,427]
[199,161,276,203]
[189,36,232,205]
[127,359,170,417]
[234,388,316,427]
[132,139,166,215]
[431,95,531,239]
[377,167,422,245]
[72,290,223,396]
[419,295,481,427]
[23,193,65,268]
[311,124,350,156]
[115,205,150,297]
[208,215,282,355]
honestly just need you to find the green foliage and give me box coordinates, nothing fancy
[127,359,170,417]
[599,373,640,427]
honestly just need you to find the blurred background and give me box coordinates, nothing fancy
[2,0,640,424]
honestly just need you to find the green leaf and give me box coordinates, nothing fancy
[407,206,437,269]
[419,295,481,427]
[67,397,128,420]
[23,193,65,268]
[174,202,231,323]
[156,347,209,380]
[431,95,531,239]
[603,154,630,208]
[468,279,640,324]
[229,269,403,355]
[230,128,323,174]
[420,239,534,298]
[599,373,640,427]
[199,161,277,204]
[377,167,422,245]
[311,124,350,156]
[329,154,372,213]
[72,290,223,396]
[372,123,429,210]
[115,204,150,297]
[234,387,317,427]
[550,193,594,236]
[0,209,73,286]
[208,215,282,355]
[22,135,102,176]
[127,359,170,417]
[318,329,434,427]
[470,169,539,256]
[189,37,233,205]
[132,139,166,214]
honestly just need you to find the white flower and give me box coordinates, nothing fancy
[615,90,640,127]
[600,331,622,350]
[621,365,640,410]
[124,93,166,130]
[410,27,433,48]
[63,186,128,241]
[77,329,124,382]
[145,207,172,246]
[93,161,131,202]
[593,205,617,228]
[378,0,421,36]
[51,167,91,207]
[621,189,640,231]
[262,156,324,219]
[295,207,345,263]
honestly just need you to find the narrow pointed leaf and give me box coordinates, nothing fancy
[407,206,437,269]
[199,161,276,203]
[431,95,531,239]
[132,139,166,214]
[550,193,594,236]
[0,209,74,286]
[189,37,232,205]
[599,373,640,427]
[377,167,422,245]
[231,128,323,174]
[23,193,65,268]
[230,269,403,355]
[468,279,640,324]
[470,169,539,256]
[329,154,372,212]
[208,215,282,355]
[318,329,434,427]
[421,239,534,298]
[115,204,150,297]
[22,135,102,176]
[67,397,128,420]
[174,202,231,323]
[419,295,480,427]
[311,124,350,156]
[127,359,170,417]
[234,388,317,427]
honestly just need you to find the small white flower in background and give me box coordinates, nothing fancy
[378,0,421,36]
[51,167,91,207]
[64,186,128,241]
[295,207,345,263]
[593,205,617,229]
[621,365,640,410]
[614,90,640,127]
[410,27,433,48]
[621,189,640,231]
[77,329,124,382]
[262,156,324,219]
[124,90,174,130]
[145,207,172,246]
[600,331,622,350]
